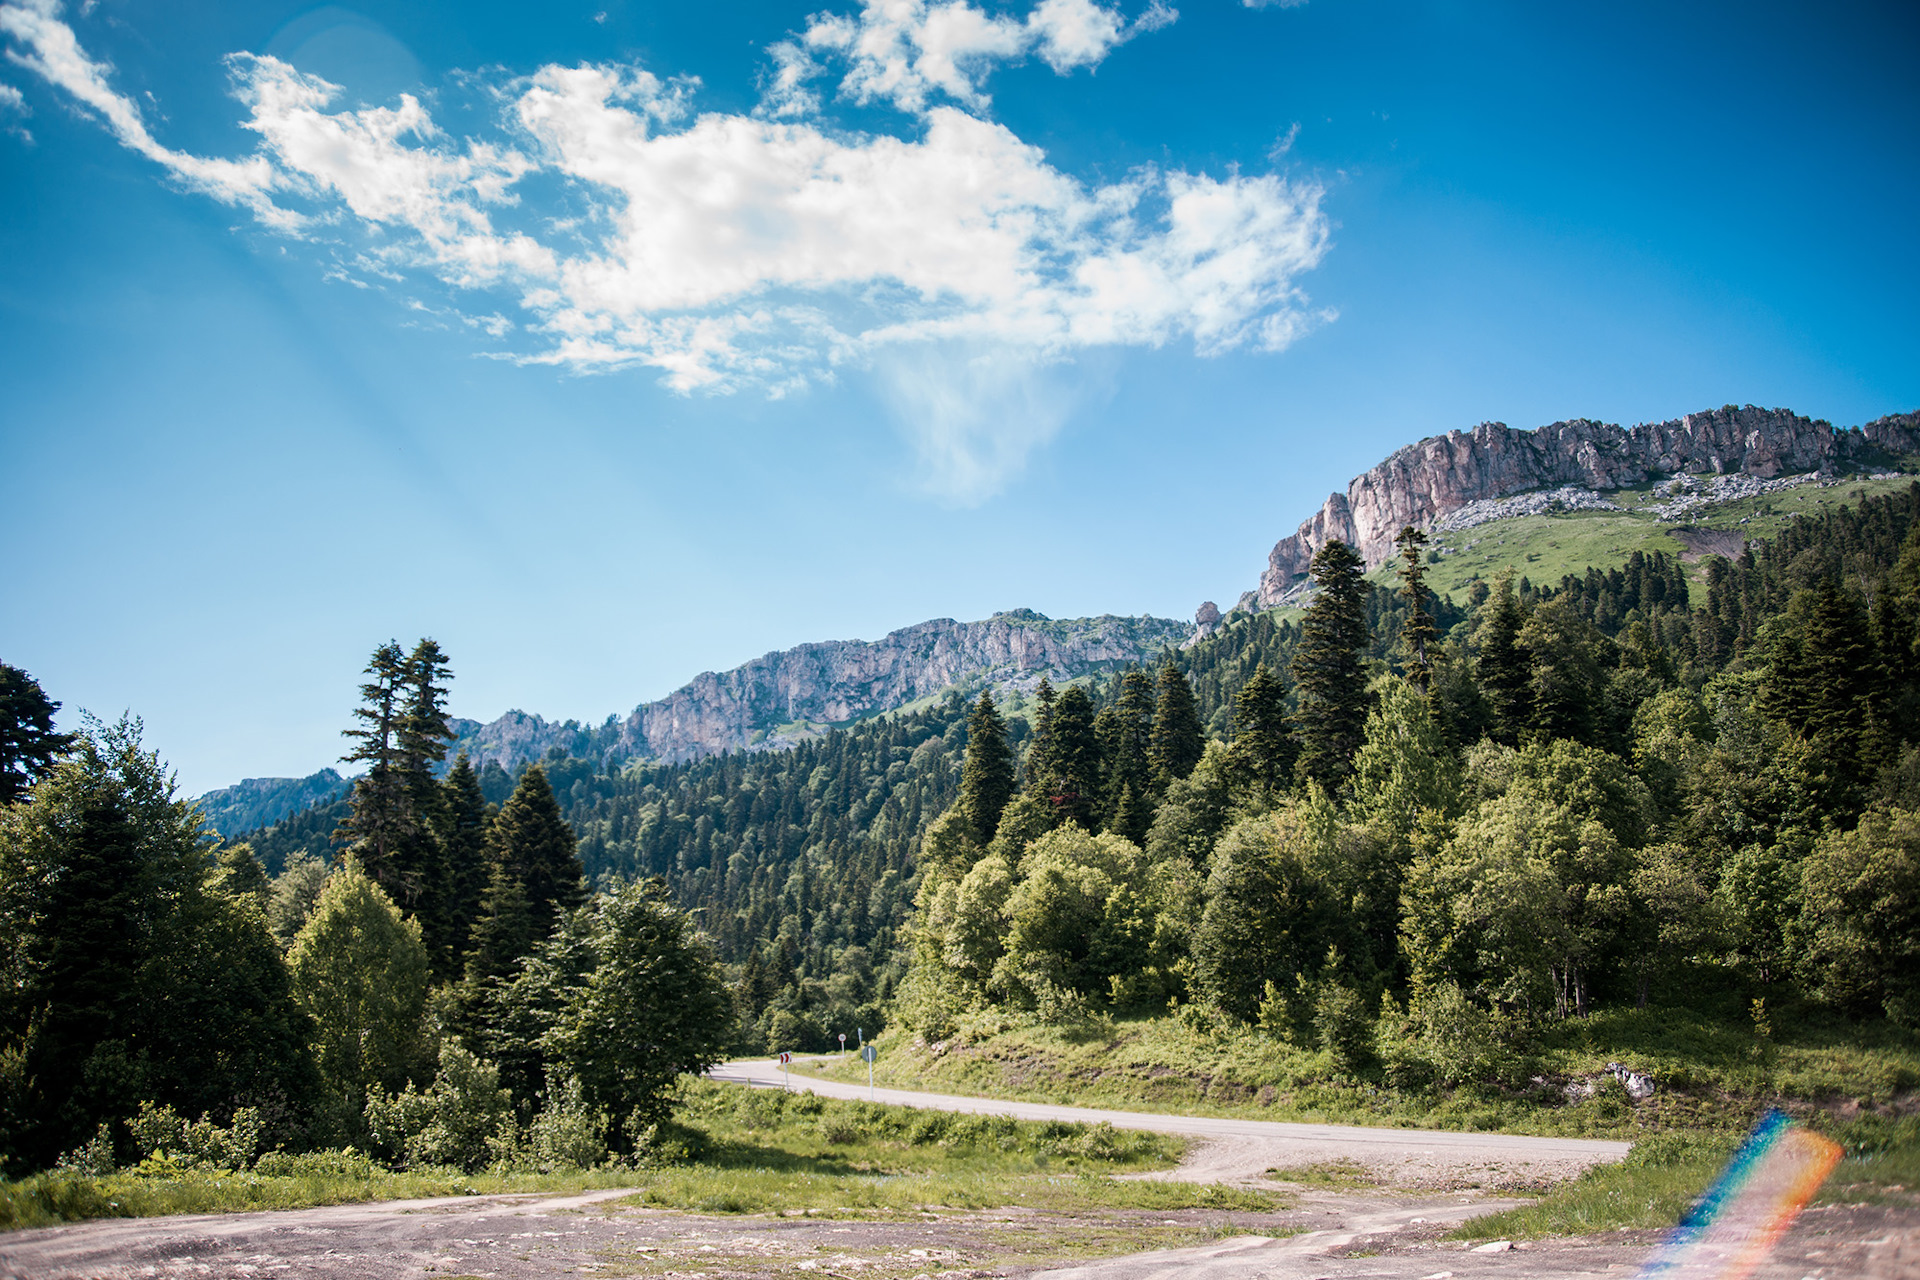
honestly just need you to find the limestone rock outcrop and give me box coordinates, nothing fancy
[1253,405,1919,606]
[445,610,1190,773]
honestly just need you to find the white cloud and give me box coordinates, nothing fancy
[1,0,1332,502]
[777,0,1159,115]
[0,0,287,221]
[0,79,26,111]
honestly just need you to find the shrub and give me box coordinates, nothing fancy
[125,1102,263,1171]
[527,1073,609,1171]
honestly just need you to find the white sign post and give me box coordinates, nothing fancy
[861,1042,877,1100]
[838,1032,847,1057]
[778,1050,792,1092]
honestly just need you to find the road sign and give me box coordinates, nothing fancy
[861,1044,876,1063]
[838,1033,847,1054]
[778,1052,792,1064]
[862,1042,877,1100]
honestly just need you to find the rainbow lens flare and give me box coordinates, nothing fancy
[1635,1109,1844,1280]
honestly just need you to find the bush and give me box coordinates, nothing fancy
[527,1073,609,1171]
[363,1043,515,1172]
[125,1102,264,1171]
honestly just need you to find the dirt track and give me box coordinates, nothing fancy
[709,1058,1630,1188]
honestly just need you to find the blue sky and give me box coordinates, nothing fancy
[1,0,1915,795]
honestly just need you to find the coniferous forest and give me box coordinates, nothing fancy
[3,483,1919,1179]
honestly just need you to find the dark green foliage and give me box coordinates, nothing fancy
[1476,570,1532,744]
[0,663,71,806]
[1395,527,1438,692]
[958,692,1014,845]
[1031,686,1102,830]
[1147,663,1205,787]
[1225,663,1295,795]
[1095,671,1154,841]
[0,719,319,1171]
[1291,540,1371,790]
[336,642,408,875]
[546,879,733,1143]
[486,766,585,946]
[430,753,491,979]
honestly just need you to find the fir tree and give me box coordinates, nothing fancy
[957,691,1014,845]
[1096,670,1154,831]
[1035,686,1102,830]
[1291,539,1371,790]
[336,642,408,878]
[1476,569,1532,745]
[388,640,455,947]
[464,860,535,986]
[0,662,71,806]
[1148,662,1205,786]
[487,765,586,943]
[431,752,491,979]
[1395,527,1438,693]
[1023,677,1057,792]
[1227,663,1296,793]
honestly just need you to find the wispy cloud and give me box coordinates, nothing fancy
[1,0,1329,501]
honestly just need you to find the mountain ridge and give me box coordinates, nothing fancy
[1248,404,1920,607]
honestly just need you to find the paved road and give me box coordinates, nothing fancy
[707,1058,1631,1186]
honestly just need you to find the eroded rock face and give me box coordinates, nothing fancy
[446,611,1190,772]
[1254,405,1919,605]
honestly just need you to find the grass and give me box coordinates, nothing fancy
[0,1079,1290,1232]
[804,993,1920,1142]
[1358,471,1920,608]
[1451,1117,1920,1241]
[616,1080,1289,1218]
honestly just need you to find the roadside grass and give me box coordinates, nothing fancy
[0,1079,1287,1232]
[803,994,1919,1141]
[618,1080,1287,1218]
[1451,1116,1920,1241]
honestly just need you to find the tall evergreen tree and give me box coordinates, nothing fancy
[1227,663,1296,793]
[487,765,586,944]
[336,642,408,878]
[1096,670,1154,833]
[431,752,491,979]
[1395,526,1439,693]
[1477,570,1532,745]
[957,691,1015,845]
[0,663,71,806]
[1023,677,1058,792]
[387,640,455,942]
[1291,539,1371,790]
[1034,686,1102,830]
[1148,662,1205,786]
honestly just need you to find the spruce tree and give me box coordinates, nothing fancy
[431,752,491,979]
[336,642,408,879]
[1477,570,1532,745]
[389,640,455,947]
[1395,526,1439,692]
[957,691,1014,845]
[1228,663,1296,793]
[1023,677,1057,793]
[486,765,585,943]
[1148,662,1205,786]
[1034,686,1102,829]
[1291,539,1370,790]
[0,662,71,805]
[1096,670,1154,832]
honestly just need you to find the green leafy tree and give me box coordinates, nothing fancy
[1395,527,1438,692]
[1349,675,1462,839]
[0,662,71,806]
[1148,662,1206,787]
[287,858,431,1127]
[545,879,732,1146]
[958,691,1015,845]
[1291,539,1371,789]
[1795,808,1920,1025]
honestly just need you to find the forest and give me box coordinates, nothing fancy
[1,482,1917,1179]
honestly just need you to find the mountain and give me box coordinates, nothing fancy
[1247,404,1920,607]
[438,609,1191,777]
[196,767,350,838]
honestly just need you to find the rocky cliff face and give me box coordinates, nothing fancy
[197,767,349,836]
[1254,405,1920,606]
[445,610,1191,774]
